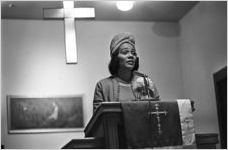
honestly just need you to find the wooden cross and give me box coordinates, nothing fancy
[43,1,95,64]
[148,103,168,135]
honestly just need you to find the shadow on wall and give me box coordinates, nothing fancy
[151,22,180,37]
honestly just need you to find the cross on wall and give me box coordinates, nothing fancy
[43,1,95,64]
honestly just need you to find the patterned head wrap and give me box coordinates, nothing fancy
[110,33,135,57]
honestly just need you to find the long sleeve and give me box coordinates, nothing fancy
[92,77,119,112]
[93,81,104,112]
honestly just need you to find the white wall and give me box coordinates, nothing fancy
[179,0,226,141]
[1,20,182,148]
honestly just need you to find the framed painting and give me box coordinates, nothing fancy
[7,95,84,134]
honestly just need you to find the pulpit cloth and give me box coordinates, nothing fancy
[121,99,195,148]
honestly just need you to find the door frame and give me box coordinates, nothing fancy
[213,66,227,149]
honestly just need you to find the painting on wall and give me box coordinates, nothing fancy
[7,95,84,133]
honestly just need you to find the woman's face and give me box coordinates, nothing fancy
[117,43,137,71]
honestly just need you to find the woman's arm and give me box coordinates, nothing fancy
[93,82,104,112]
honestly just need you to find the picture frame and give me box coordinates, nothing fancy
[7,95,84,134]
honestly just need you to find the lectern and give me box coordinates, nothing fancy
[84,102,123,148]
[63,100,219,149]
[84,100,196,148]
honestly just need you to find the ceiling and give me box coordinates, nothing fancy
[1,1,199,22]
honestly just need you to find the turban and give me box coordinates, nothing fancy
[110,33,135,57]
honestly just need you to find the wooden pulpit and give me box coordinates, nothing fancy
[83,101,218,149]
[84,102,123,148]
[63,100,218,148]
[84,100,194,148]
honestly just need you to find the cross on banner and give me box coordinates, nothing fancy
[43,1,95,64]
[148,103,168,135]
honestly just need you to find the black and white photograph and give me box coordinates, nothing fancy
[1,1,227,149]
